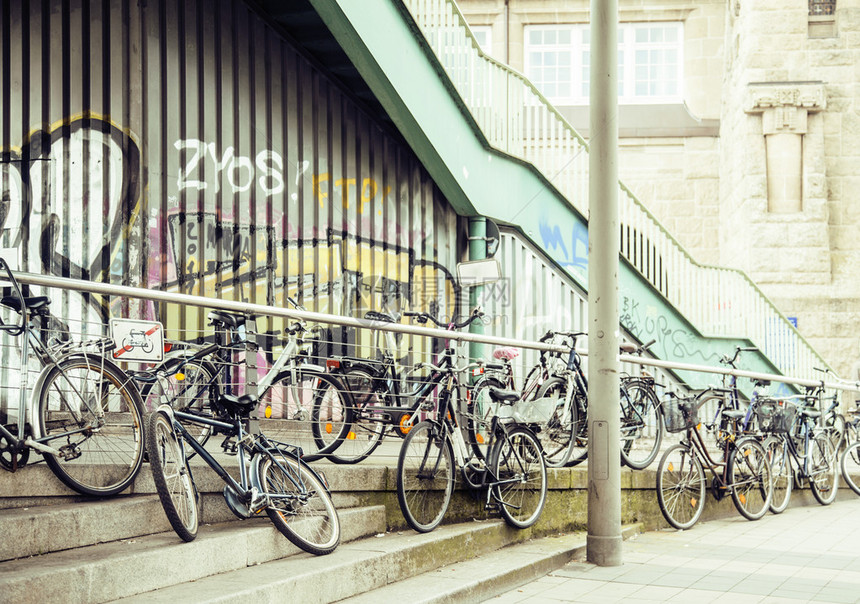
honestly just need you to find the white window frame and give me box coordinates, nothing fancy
[470,25,493,57]
[524,22,684,105]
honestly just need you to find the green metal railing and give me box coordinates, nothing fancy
[402,0,832,381]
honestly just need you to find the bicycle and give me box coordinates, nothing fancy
[395,349,547,533]
[147,393,340,555]
[134,306,352,462]
[317,307,486,464]
[656,389,773,530]
[762,392,839,512]
[0,258,146,495]
[618,339,663,470]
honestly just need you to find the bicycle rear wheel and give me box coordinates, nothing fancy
[840,440,860,496]
[316,368,385,464]
[490,426,547,529]
[619,380,663,470]
[763,435,793,514]
[728,436,772,521]
[263,370,351,462]
[396,421,455,533]
[656,443,705,530]
[258,453,340,555]
[141,357,217,450]
[809,433,838,505]
[38,354,145,496]
[147,410,199,541]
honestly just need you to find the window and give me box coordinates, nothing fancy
[524,22,683,105]
[470,25,492,56]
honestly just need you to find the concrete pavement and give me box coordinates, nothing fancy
[486,497,860,603]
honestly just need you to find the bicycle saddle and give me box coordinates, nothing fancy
[800,408,821,419]
[365,310,400,323]
[208,310,246,329]
[0,294,50,314]
[721,409,746,421]
[488,386,520,403]
[217,393,258,415]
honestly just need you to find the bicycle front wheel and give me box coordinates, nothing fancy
[467,375,506,461]
[809,433,838,505]
[396,421,455,533]
[656,443,705,530]
[728,436,772,521]
[763,435,793,514]
[146,410,198,542]
[840,440,860,496]
[258,454,340,555]
[490,426,547,529]
[38,354,145,496]
[318,368,384,464]
[619,380,663,470]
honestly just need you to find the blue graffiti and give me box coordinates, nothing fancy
[538,219,588,271]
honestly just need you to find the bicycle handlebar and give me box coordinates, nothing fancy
[404,307,484,330]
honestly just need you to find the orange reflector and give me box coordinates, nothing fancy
[264,406,272,419]
[325,423,333,435]
[744,449,751,457]
[175,372,185,381]
[476,434,485,445]
[668,462,674,472]
[739,493,746,505]
[399,414,412,435]
[347,431,356,440]
[691,497,697,507]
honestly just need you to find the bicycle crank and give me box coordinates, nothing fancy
[0,433,29,471]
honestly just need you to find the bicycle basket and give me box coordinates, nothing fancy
[512,396,557,424]
[754,400,796,433]
[663,397,698,433]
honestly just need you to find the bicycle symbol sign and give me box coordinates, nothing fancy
[109,319,164,362]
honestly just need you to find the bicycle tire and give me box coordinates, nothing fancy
[656,443,706,530]
[38,354,145,496]
[315,368,385,464]
[840,440,860,496]
[728,436,772,521]
[257,453,340,555]
[141,356,218,452]
[396,421,455,533]
[763,435,793,514]
[146,410,199,542]
[490,426,547,529]
[531,376,576,468]
[809,433,838,505]
[825,412,847,457]
[467,375,506,461]
[619,379,663,470]
[263,370,352,462]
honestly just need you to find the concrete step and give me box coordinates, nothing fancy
[111,519,628,604]
[338,524,642,604]
[0,505,386,603]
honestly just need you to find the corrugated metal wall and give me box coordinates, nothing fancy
[0,0,460,332]
[0,0,462,418]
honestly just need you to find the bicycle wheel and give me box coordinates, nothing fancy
[840,440,860,496]
[142,357,217,450]
[809,433,838,505]
[146,410,198,542]
[38,354,145,496]
[319,368,385,464]
[656,443,706,530]
[257,453,340,555]
[396,421,455,533]
[728,436,772,521]
[467,375,506,461]
[532,377,575,468]
[763,435,793,514]
[262,370,351,462]
[825,412,847,457]
[619,380,663,470]
[490,426,547,529]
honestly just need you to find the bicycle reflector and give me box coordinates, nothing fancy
[472,367,484,376]
[163,342,173,353]
[326,359,341,371]
[175,372,185,381]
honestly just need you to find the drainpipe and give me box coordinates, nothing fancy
[468,216,487,365]
[587,0,622,567]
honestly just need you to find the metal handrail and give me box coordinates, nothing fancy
[400,0,832,382]
[14,269,859,396]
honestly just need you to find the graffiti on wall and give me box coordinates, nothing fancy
[538,217,588,278]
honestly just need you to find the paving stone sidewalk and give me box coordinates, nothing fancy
[487,497,860,603]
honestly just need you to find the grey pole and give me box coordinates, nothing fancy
[586,0,622,566]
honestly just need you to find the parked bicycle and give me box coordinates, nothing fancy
[0,258,146,495]
[656,388,772,530]
[134,305,351,461]
[396,334,547,533]
[147,391,340,554]
[317,307,486,464]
